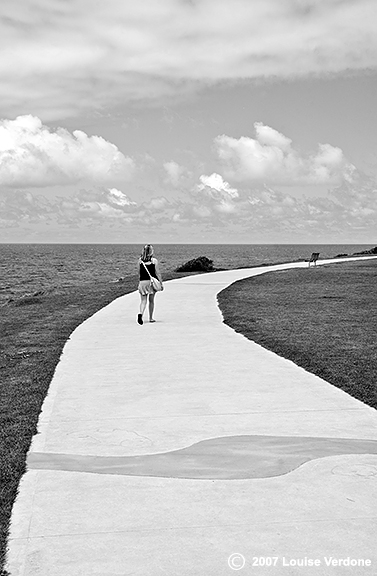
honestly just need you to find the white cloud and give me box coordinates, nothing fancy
[1,0,377,119]
[48,187,139,224]
[78,202,129,220]
[0,115,135,187]
[215,123,352,185]
[47,188,178,226]
[254,124,292,151]
[192,173,240,218]
[2,168,376,240]
[329,170,377,222]
[197,173,239,199]
[107,188,137,207]
[163,161,186,187]
[215,200,237,214]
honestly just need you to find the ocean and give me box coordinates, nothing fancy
[0,243,374,305]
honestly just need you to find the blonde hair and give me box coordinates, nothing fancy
[140,244,154,262]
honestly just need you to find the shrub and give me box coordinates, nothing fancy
[176,256,215,272]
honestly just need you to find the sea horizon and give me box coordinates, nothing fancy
[1,241,375,246]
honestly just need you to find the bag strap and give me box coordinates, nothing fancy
[141,260,153,279]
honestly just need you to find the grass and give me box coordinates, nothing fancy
[217,259,377,409]
[0,269,189,575]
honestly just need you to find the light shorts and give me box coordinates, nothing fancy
[138,280,155,295]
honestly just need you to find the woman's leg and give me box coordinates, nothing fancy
[148,293,155,321]
[138,294,148,324]
[139,294,148,315]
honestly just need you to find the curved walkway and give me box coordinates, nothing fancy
[7,257,377,575]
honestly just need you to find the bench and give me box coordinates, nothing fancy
[308,252,320,267]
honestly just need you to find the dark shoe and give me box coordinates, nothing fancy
[137,314,143,325]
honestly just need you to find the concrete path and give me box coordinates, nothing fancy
[6,257,377,575]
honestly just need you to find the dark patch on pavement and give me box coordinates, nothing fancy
[27,435,377,480]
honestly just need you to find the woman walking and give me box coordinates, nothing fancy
[137,244,164,325]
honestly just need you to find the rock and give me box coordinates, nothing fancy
[176,256,215,273]
[14,296,42,306]
[335,253,348,258]
[352,246,377,256]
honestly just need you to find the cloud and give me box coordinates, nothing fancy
[145,197,170,211]
[194,172,240,216]
[39,187,178,227]
[183,173,240,219]
[1,0,377,119]
[192,205,212,219]
[1,161,375,240]
[0,115,135,187]
[78,202,131,220]
[107,188,137,207]
[329,169,377,223]
[0,188,55,228]
[215,123,352,185]
[58,187,139,223]
[163,161,186,187]
[197,173,239,199]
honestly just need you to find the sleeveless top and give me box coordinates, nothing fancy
[139,258,157,280]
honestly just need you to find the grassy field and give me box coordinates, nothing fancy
[217,259,377,409]
[0,270,189,575]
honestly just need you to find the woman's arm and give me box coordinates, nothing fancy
[154,259,164,287]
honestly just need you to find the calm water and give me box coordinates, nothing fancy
[0,243,373,304]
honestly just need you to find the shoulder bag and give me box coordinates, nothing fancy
[141,260,162,291]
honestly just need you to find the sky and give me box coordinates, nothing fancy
[0,0,377,244]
